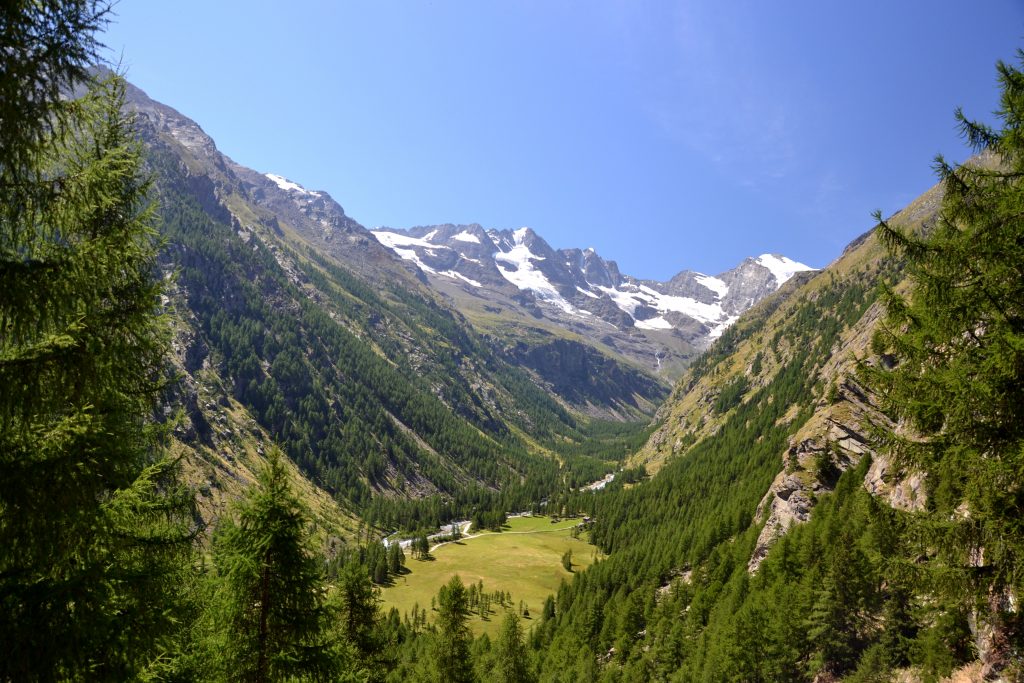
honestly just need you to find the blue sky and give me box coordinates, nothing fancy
[102,1,1024,280]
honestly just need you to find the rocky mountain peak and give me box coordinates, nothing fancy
[717,253,811,314]
[370,222,815,378]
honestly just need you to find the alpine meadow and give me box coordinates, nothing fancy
[2,2,1023,681]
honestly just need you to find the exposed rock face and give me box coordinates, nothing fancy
[863,455,926,513]
[718,256,798,315]
[972,589,1019,682]
[749,465,827,571]
[743,229,938,572]
[748,370,892,573]
[748,415,874,573]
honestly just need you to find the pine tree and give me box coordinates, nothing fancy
[541,596,556,622]
[804,536,870,677]
[415,534,431,560]
[387,540,405,576]
[493,612,534,683]
[0,1,109,173]
[433,575,476,683]
[334,560,387,680]
[206,450,339,682]
[0,3,197,679]
[866,51,1024,629]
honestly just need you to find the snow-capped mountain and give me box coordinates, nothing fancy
[246,163,813,381]
[369,224,815,354]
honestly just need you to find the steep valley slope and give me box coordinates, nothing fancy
[529,165,1016,679]
[123,74,812,540]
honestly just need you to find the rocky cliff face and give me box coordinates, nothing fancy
[635,182,946,573]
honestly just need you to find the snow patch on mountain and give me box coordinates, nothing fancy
[598,284,726,328]
[452,231,481,244]
[756,254,813,285]
[596,286,645,317]
[695,274,729,298]
[372,230,441,251]
[639,286,724,322]
[494,239,544,268]
[371,230,453,276]
[390,247,438,275]
[371,229,489,291]
[265,173,320,196]
[492,229,590,316]
[442,270,482,287]
[634,316,673,330]
[708,315,740,339]
[495,249,567,308]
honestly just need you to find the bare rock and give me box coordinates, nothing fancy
[863,454,926,512]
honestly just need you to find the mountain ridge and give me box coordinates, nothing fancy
[367,221,815,380]
[114,73,682,544]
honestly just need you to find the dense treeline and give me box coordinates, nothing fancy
[548,459,974,681]
[363,419,653,535]
[0,4,197,678]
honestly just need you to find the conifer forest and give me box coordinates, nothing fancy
[1,2,1022,681]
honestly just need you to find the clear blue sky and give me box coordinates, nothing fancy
[102,1,1024,280]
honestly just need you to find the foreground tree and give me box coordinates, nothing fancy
[493,612,534,683]
[867,50,1024,666]
[433,575,476,683]
[205,450,339,682]
[0,3,197,679]
[334,559,388,681]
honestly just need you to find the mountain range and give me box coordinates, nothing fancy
[261,166,815,393]
[369,222,811,348]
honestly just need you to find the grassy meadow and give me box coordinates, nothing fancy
[381,515,600,636]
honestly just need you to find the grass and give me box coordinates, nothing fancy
[381,515,600,637]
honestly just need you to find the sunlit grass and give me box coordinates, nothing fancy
[381,515,601,636]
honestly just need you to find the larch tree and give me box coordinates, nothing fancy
[493,612,534,683]
[206,450,339,682]
[867,50,1024,663]
[0,2,196,680]
[334,559,387,681]
[433,574,476,683]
